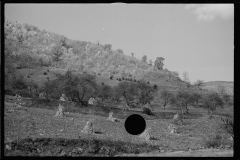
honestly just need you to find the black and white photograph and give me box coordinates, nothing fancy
[4,3,234,157]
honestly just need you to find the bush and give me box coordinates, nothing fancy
[205,135,222,148]
[43,72,47,75]
[47,69,50,72]
[142,107,154,116]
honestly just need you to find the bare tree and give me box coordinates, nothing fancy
[194,80,204,90]
[182,71,191,88]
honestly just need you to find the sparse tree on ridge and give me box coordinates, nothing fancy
[116,49,123,54]
[148,59,153,66]
[131,52,135,57]
[142,55,147,63]
[194,80,204,90]
[182,71,191,88]
[104,44,112,51]
[154,57,165,70]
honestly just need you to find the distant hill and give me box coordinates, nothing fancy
[202,81,233,95]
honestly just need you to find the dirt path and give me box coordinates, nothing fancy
[118,148,233,157]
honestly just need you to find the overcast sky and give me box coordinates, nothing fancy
[5,4,234,83]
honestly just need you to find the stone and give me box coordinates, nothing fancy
[81,120,93,134]
[139,127,151,141]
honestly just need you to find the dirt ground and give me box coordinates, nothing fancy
[118,148,233,157]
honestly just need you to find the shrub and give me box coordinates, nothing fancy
[110,75,113,80]
[119,78,121,81]
[142,107,154,116]
[205,135,222,148]
[47,69,50,72]
[43,72,47,75]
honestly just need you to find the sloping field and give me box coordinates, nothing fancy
[5,100,233,157]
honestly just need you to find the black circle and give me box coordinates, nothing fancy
[124,114,146,135]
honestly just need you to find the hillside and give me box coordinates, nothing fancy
[202,81,233,95]
[5,20,186,91]
[5,20,233,95]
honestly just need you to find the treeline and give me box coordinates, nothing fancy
[8,70,158,107]
[8,68,233,118]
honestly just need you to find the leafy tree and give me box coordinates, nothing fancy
[171,90,193,118]
[142,55,147,63]
[42,80,58,100]
[154,57,165,70]
[160,89,174,110]
[217,84,226,95]
[104,44,112,51]
[51,43,63,62]
[115,81,138,106]
[98,84,112,101]
[11,76,28,94]
[189,92,202,107]
[222,93,233,106]
[135,81,155,106]
[116,49,123,54]
[202,92,224,116]
[52,71,98,106]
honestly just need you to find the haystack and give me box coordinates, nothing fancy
[81,120,93,134]
[107,112,118,122]
[138,127,151,141]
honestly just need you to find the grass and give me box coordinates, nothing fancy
[5,137,160,157]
